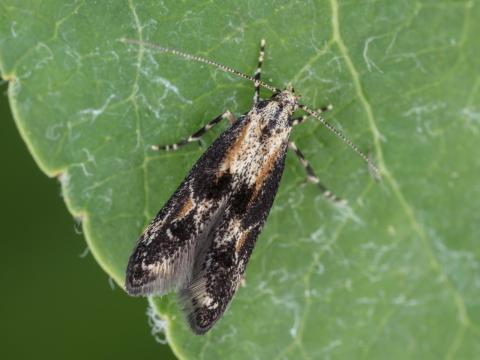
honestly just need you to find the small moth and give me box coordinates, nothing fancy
[122,38,378,334]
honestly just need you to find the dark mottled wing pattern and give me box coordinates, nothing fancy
[180,143,288,334]
[125,116,248,296]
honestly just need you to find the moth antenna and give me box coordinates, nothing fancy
[120,38,281,93]
[299,104,380,180]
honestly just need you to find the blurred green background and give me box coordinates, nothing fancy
[0,82,176,359]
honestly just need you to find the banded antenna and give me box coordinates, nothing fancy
[120,38,380,179]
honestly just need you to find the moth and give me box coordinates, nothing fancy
[122,38,378,334]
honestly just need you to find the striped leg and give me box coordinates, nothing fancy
[291,105,333,126]
[253,39,266,104]
[151,111,236,151]
[288,141,346,204]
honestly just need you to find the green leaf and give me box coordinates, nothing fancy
[1,1,479,358]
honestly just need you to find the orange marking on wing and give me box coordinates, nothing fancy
[235,228,251,253]
[220,122,250,173]
[252,145,282,198]
[177,197,193,218]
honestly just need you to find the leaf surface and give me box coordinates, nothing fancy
[1,1,479,358]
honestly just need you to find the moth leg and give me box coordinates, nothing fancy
[151,111,236,151]
[288,141,346,204]
[291,105,333,126]
[290,115,308,127]
[253,39,266,104]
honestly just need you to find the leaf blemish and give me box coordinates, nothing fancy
[78,94,116,122]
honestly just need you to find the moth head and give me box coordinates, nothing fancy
[273,85,299,110]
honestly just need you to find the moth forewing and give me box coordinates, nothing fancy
[125,123,238,297]
[179,95,296,334]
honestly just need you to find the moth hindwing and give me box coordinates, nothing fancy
[123,38,378,334]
